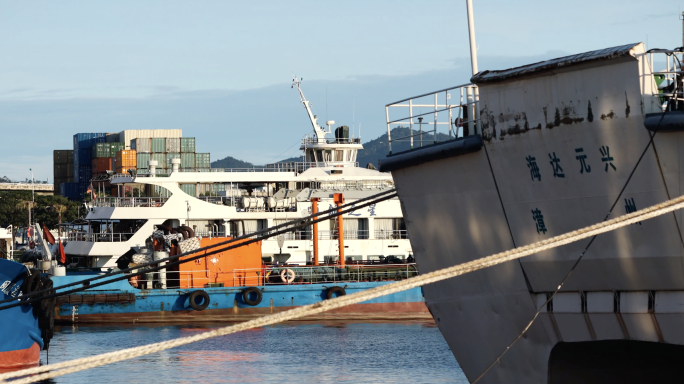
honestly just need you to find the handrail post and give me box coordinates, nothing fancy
[409,99,414,149]
[434,92,438,143]
[334,193,345,267]
[386,105,392,154]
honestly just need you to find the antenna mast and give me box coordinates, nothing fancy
[292,75,326,142]
[466,0,479,76]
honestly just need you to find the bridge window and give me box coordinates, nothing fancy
[374,218,407,239]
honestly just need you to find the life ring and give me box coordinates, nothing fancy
[326,286,346,299]
[188,290,210,311]
[242,287,263,306]
[280,269,295,284]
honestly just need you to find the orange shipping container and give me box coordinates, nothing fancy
[91,157,112,174]
[115,167,137,174]
[116,150,137,169]
[178,238,262,288]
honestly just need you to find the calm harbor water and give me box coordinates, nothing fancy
[39,321,467,383]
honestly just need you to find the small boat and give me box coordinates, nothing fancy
[0,259,43,371]
[53,228,428,323]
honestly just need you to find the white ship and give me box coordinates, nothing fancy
[380,41,684,383]
[65,78,411,270]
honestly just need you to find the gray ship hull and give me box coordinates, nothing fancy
[384,43,684,383]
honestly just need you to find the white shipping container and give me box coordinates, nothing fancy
[118,129,182,150]
[166,138,181,152]
[133,138,152,153]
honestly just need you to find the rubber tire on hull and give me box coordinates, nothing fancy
[188,290,210,311]
[242,287,263,306]
[326,286,346,300]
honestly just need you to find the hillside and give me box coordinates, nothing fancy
[211,156,256,169]
[357,127,452,168]
[211,127,454,170]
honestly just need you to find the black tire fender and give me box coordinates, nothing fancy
[242,287,263,306]
[326,286,346,300]
[188,290,210,311]
[21,269,41,296]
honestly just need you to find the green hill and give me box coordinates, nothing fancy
[211,156,255,169]
[356,127,453,169]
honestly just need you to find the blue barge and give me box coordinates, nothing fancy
[53,274,428,323]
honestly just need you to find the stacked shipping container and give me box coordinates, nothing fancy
[53,150,74,197]
[133,136,208,173]
[55,129,213,200]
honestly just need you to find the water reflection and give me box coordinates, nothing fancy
[40,321,466,383]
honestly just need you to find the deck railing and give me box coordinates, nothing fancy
[301,137,362,145]
[374,230,408,240]
[642,48,684,112]
[128,269,213,290]
[232,263,418,287]
[317,230,370,240]
[91,197,169,208]
[385,83,480,154]
[68,232,136,242]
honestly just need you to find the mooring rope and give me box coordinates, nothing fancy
[3,193,684,383]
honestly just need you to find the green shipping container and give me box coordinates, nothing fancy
[137,152,151,169]
[181,184,196,196]
[195,153,211,168]
[151,138,166,153]
[166,153,180,168]
[181,153,195,168]
[180,137,196,153]
[110,142,125,157]
[151,153,166,166]
[91,142,111,158]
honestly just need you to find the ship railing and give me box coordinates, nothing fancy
[317,230,370,240]
[641,48,684,112]
[265,162,359,172]
[279,231,313,240]
[374,230,408,240]
[128,270,213,290]
[385,83,480,154]
[196,196,239,206]
[67,232,136,242]
[317,180,393,190]
[269,230,405,240]
[91,196,169,208]
[232,263,418,286]
[193,231,227,239]
[301,137,362,145]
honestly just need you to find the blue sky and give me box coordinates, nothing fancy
[1,0,682,181]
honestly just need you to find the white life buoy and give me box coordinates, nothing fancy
[280,269,295,284]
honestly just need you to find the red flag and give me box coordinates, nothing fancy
[58,239,66,264]
[42,223,55,245]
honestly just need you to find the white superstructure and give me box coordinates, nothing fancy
[65,79,411,269]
